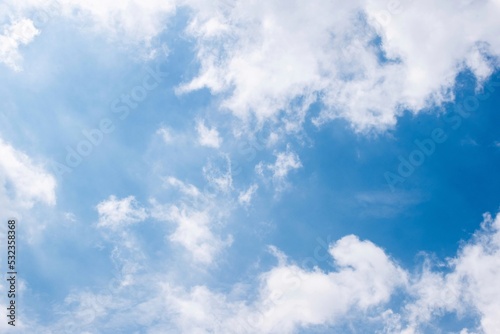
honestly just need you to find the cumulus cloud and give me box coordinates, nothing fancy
[0,137,56,210]
[19,210,500,334]
[0,18,39,70]
[399,211,500,333]
[4,1,497,132]
[179,0,500,132]
[196,121,222,148]
[143,210,500,334]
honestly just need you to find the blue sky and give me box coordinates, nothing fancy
[0,1,499,333]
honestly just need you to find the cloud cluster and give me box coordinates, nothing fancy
[152,172,235,265]
[162,235,407,333]
[401,211,500,333]
[27,210,500,333]
[180,0,500,132]
[4,0,499,132]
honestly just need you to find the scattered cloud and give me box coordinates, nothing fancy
[1,0,176,51]
[256,147,302,192]
[96,195,148,230]
[159,204,233,265]
[157,126,174,144]
[164,176,202,198]
[202,154,233,193]
[0,18,39,71]
[196,121,222,148]
[1,2,498,334]
[152,174,234,265]
[238,183,258,207]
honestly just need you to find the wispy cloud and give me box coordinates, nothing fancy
[96,195,148,230]
[256,146,302,193]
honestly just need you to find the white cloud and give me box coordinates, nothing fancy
[400,211,500,334]
[61,0,176,46]
[0,19,40,71]
[156,211,500,334]
[96,195,148,229]
[164,176,202,198]
[179,0,500,132]
[124,234,407,334]
[160,204,233,265]
[156,127,174,144]
[250,235,407,333]
[95,196,149,289]
[4,1,497,132]
[238,183,258,207]
[21,210,500,334]
[256,147,302,192]
[202,154,233,193]
[1,0,176,50]
[0,137,56,209]
[152,175,233,265]
[3,1,498,132]
[196,121,222,148]
[271,150,302,180]
[0,18,39,71]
